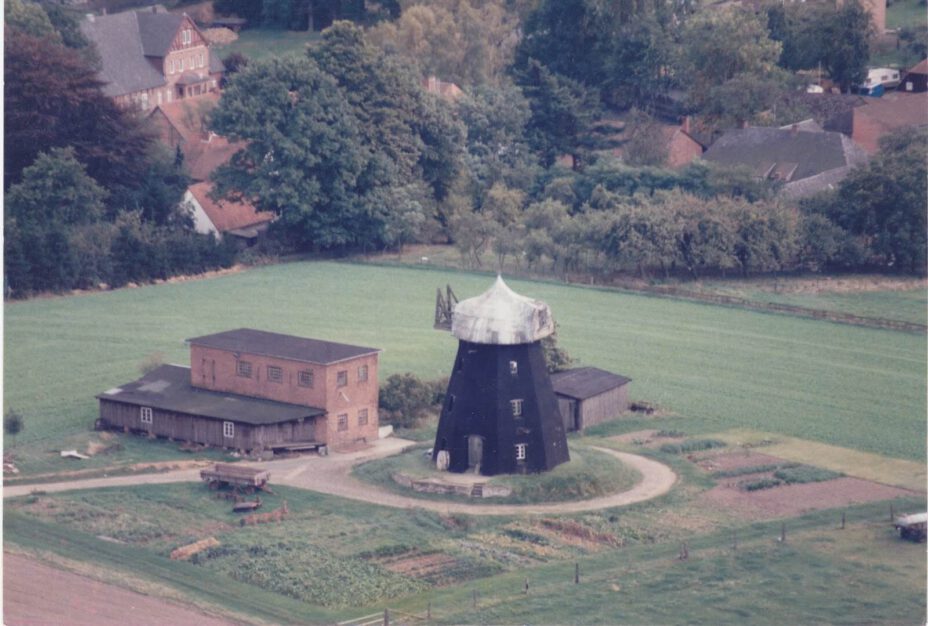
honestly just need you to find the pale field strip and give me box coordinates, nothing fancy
[713,428,926,492]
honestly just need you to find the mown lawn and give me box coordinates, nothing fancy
[4,262,926,475]
[888,0,928,30]
[212,27,320,62]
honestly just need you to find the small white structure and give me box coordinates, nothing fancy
[451,276,555,345]
[182,182,274,243]
[863,68,901,90]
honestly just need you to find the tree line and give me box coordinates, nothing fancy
[4,1,236,297]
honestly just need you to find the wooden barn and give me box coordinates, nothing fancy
[97,328,380,452]
[550,367,631,432]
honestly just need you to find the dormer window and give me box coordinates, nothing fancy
[182,29,192,45]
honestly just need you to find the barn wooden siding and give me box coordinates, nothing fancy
[558,386,629,432]
[98,400,316,450]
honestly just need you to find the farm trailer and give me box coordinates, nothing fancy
[893,512,927,542]
[201,463,271,493]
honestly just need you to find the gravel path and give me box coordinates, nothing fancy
[3,439,677,515]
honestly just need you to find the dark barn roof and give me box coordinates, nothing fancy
[187,328,380,365]
[81,11,168,97]
[703,127,867,184]
[551,367,631,401]
[98,364,324,424]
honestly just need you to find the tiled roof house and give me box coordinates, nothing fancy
[184,182,274,243]
[80,7,224,110]
[703,126,869,199]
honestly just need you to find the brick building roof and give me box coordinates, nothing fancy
[187,329,380,365]
[149,93,242,180]
[853,92,928,153]
[187,182,274,233]
[98,364,324,424]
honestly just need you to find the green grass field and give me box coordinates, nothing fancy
[888,0,928,30]
[5,261,925,476]
[212,28,320,62]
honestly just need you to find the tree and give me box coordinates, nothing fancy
[677,9,782,112]
[210,56,382,250]
[368,0,520,86]
[379,373,437,428]
[456,83,538,204]
[622,109,667,167]
[518,59,601,169]
[5,0,60,42]
[310,21,463,201]
[819,0,872,92]
[541,324,573,373]
[600,16,674,110]
[6,147,107,228]
[4,30,153,190]
[816,129,927,273]
[4,409,24,441]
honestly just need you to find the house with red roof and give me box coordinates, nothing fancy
[184,182,274,245]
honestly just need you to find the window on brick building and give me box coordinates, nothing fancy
[511,399,523,417]
[358,365,368,382]
[298,369,314,387]
[337,414,348,431]
[223,421,234,438]
[337,370,348,387]
[515,443,527,461]
[358,409,369,426]
[182,29,191,45]
[510,360,518,376]
[140,407,153,424]
[267,365,283,383]
[237,360,252,378]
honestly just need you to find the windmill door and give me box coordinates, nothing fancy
[467,435,484,470]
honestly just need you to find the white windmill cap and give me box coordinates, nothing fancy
[451,276,555,345]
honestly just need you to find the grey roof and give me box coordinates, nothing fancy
[81,11,167,97]
[97,364,324,425]
[703,127,868,185]
[136,11,184,56]
[452,276,555,345]
[551,367,631,401]
[81,10,223,99]
[187,328,380,365]
[209,50,225,74]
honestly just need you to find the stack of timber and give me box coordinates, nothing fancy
[170,537,220,560]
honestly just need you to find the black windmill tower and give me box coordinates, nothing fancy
[432,277,570,476]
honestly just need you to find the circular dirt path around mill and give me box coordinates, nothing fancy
[4,439,677,515]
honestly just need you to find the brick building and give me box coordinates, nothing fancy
[81,8,224,111]
[97,329,380,452]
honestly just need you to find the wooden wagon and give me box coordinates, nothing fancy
[894,512,927,542]
[200,463,270,493]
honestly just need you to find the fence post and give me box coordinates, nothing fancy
[427,601,431,620]
[383,608,389,626]
[679,542,688,561]
[524,578,529,594]
[890,504,895,522]
[575,563,580,584]
[780,523,786,543]
[841,512,846,529]
[473,589,477,609]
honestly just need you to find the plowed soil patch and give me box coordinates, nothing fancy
[379,552,458,577]
[3,553,234,626]
[703,477,913,520]
[695,451,783,473]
